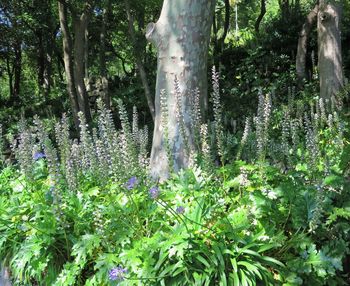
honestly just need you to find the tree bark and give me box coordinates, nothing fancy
[220,0,230,47]
[296,4,318,85]
[318,1,344,101]
[73,13,92,123]
[255,0,266,33]
[5,54,13,98]
[147,0,216,179]
[100,0,110,109]
[58,2,80,129]
[125,0,155,121]
[13,39,21,98]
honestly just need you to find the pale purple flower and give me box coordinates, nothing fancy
[125,176,138,190]
[109,266,128,281]
[33,152,46,160]
[176,206,185,214]
[149,186,160,199]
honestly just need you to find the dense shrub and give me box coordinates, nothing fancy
[0,78,349,285]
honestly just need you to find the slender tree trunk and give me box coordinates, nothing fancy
[147,0,216,179]
[44,44,53,95]
[100,0,110,109]
[125,0,155,121]
[296,4,318,86]
[58,2,80,129]
[73,15,92,123]
[219,0,230,47]
[255,0,266,33]
[13,39,21,98]
[318,1,343,102]
[6,55,14,98]
[37,31,45,88]
[84,29,89,80]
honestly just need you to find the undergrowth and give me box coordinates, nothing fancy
[0,74,349,285]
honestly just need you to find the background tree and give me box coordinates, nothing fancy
[58,0,93,126]
[318,0,344,103]
[147,0,216,179]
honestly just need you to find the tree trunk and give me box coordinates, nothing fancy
[296,4,318,86]
[220,0,230,48]
[100,0,110,109]
[58,2,80,129]
[73,14,92,123]
[318,1,344,102]
[255,0,266,33]
[125,0,155,121]
[6,55,14,98]
[147,0,216,179]
[13,39,21,98]
[37,31,45,89]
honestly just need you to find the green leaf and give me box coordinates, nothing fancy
[230,258,238,272]
[238,261,262,280]
[220,270,227,286]
[195,254,211,268]
[213,244,225,269]
[240,269,249,286]
[259,256,284,267]
[232,271,240,286]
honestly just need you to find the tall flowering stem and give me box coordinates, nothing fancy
[78,112,97,173]
[97,99,122,177]
[237,117,251,160]
[0,124,5,165]
[15,119,34,179]
[174,76,190,157]
[191,88,202,150]
[160,89,174,172]
[255,91,271,161]
[212,66,225,164]
[55,113,71,169]
[117,99,138,174]
[200,123,212,170]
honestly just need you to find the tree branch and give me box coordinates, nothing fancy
[255,0,266,33]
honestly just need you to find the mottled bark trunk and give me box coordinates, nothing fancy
[147,0,216,179]
[125,0,155,121]
[318,1,343,101]
[58,2,80,129]
[73,15,92,123]
[296,4,318,85]
[0,264,11,286]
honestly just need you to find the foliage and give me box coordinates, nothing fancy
[0,83,349,285]
[0,0,350,285]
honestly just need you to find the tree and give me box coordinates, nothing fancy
[58,1,80,128]
[58,0,93,126]
[147,0,216,179]
[124,0,155,120]
[318,0,344,102]
[296,4,319,86]
[255,0,266,33]
[99,0,111,109]
[0,1,23,100]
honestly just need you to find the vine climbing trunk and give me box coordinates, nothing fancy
[147,0,216,179]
